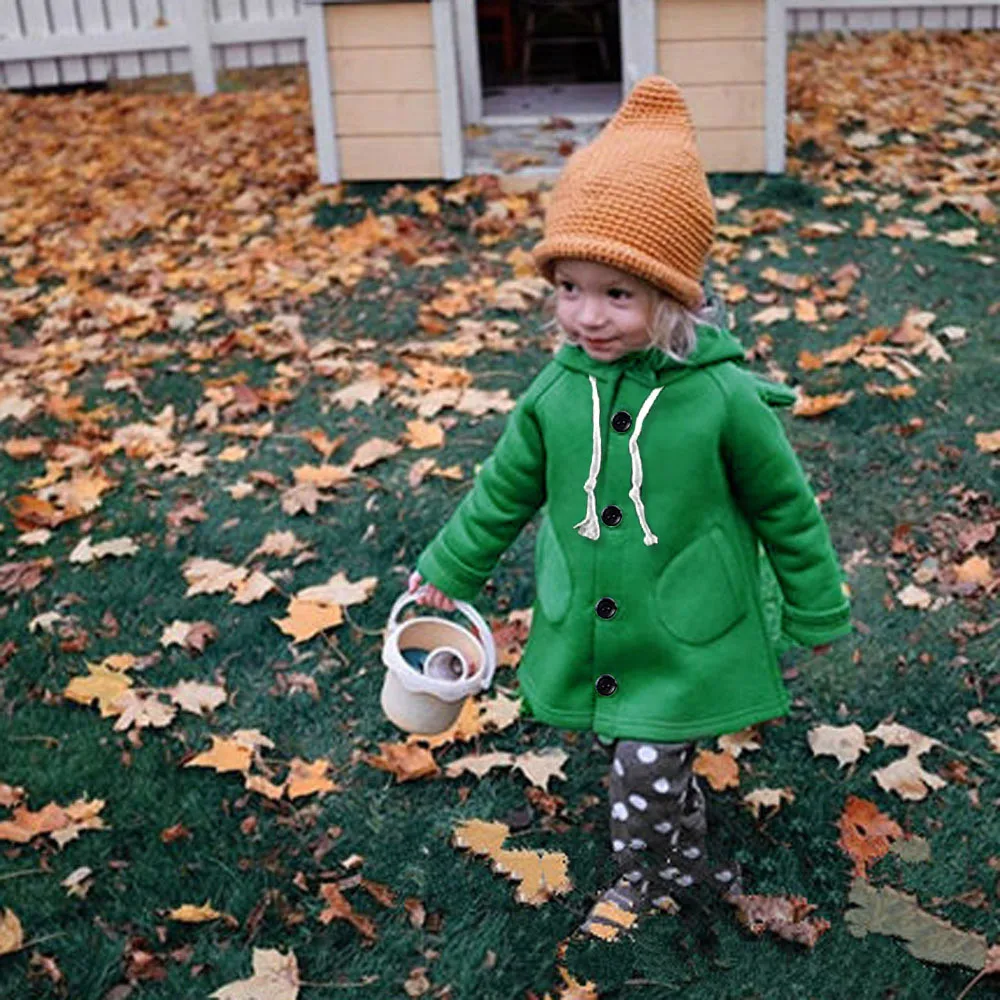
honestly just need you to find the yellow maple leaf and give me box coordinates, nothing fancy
[285,758,339,800]
[185,736,254,774]
[272,598,343,643]
[64,664,133,717]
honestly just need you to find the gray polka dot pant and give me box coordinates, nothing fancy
[606,738,742,904]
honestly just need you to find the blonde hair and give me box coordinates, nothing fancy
[540,268,703,364]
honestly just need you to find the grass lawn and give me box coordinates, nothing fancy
[1,30,998,1000]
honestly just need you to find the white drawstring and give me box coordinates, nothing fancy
[573,375,602,541]
[628,387,663,546]
[574,374,661,545]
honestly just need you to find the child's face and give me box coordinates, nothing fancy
[553,260,654,363]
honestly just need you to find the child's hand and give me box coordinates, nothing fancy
[407,570,456,612]
[812,644,832,656]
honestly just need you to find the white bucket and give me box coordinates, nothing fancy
[380,591,496,735]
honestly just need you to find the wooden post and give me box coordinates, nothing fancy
[764,0,788,173]
[185,0,217,95]
[305,4,340,184]
[431,0,463,179]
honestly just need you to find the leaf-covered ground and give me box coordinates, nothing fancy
[1,29,998,1000]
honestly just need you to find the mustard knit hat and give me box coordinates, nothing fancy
[532,76,715,311]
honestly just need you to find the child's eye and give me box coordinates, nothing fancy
[558,280,576,293]
[608,288,631,300]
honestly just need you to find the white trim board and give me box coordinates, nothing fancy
[765,0,1000,172]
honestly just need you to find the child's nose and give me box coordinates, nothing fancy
[578,297,605,326]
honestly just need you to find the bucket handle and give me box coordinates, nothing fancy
[388,591,496,690]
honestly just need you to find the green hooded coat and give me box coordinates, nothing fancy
[416,325,852,742]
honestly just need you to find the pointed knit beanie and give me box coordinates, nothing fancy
[532,76,715,311]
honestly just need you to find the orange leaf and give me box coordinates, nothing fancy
[692,749,739,791]
[272,598,343,643]
[836,795,902,878]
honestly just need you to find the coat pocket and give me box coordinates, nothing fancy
[535,517,572,625]
[655,526,748,645]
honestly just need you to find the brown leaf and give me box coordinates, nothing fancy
[837,795,903,878]
[317,884,378,943]
[732,893,830,948]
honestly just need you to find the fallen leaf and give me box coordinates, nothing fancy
[0,909,24,956]
[751,305,791,326]
[731,892,830,948]
[160,620,218,653]
[112,690,178,732]
[168,902,224,923]
[295,572,377,607]
[318,883,378,942]
[185,736,254,774]
[692,749,739,791]
[272,598,343,643]
[807,723,868,767]
[183,557,248,596]
[231,570,277,605]
[365,742,440,783]
[64,663,133,717]
[742,787,795,819]
[285,758,339,799]
[209,948,299,1000]
[452,818,572,906]
[792,390,855,417]
[845,878,990,971]
[872,751,947,801]
[897,583,933,609]
[166,680,227,716]
[837,795,903,878]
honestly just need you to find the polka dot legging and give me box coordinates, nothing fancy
[606,738,741,901]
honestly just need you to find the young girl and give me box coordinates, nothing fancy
[407,76,851,937]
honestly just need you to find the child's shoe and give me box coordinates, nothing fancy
[577,875,647,940]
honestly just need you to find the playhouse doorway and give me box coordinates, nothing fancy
[457,0,630,177]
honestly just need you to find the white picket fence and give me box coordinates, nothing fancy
[2,0,998,96]
[0,0,307,92]
[788,2,1000,31]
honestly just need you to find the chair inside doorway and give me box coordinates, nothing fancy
[476,0,621,119]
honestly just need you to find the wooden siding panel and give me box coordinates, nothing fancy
[658,0,765,39]
[329,46,436,92]
[339,135,442,179]
[334,90,440,135]
[326,3,433,48]
[684,83,764,131]
[696,128,765,172]
[659,40,764,84]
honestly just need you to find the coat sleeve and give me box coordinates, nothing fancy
[719,371,852,647]
[415,388,546,601]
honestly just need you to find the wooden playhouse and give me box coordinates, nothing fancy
[302,0,998,183]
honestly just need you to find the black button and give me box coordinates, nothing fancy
[601,504,622,527]
[595,674,618,697]
[611,410,632,433]
[595,597,617,619]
